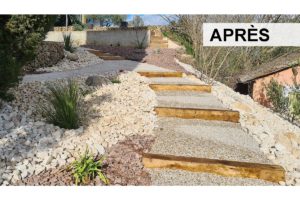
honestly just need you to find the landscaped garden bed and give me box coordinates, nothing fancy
[0,72,157,186]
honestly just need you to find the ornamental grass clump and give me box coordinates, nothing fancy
[63,33,75,52]
[72,148,109,185]
[41,80,82,129]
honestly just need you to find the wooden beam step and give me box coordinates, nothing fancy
[143,153,285,183]
[155,107,240,122]
[99,55,125,60]
[149,84,211,92]
[138,71,183,77]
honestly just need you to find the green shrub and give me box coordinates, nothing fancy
[73,23,87,31]
[110,76,121,84]
[72,148,108,185]
[41,80,82,129]
[63,33,75,52]
[0,15,56,100]
[266,79,288,113]
[289,91,300,122]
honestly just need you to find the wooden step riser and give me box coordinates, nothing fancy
[99,56,125,60]
[143,153,285,183]
[150,44,168,48]
[138,72,183,78]
[150,84,211,92]
[151,39,168,43]
[155,107,240,123]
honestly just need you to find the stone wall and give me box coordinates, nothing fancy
[176,58,300,186]
[45,28,151,47]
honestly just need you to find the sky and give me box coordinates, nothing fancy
[127,15,169,25]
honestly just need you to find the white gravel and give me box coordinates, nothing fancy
[176,58,300,186]
[0,72,157,185]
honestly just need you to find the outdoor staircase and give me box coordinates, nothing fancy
[137,71,285,185]
[149,29,168,48]
[88,49,125,60]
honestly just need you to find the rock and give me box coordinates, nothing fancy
[36,151,49,159]
[4,122,14,130]
[275,143,286,152]
[21,170,29,179]
[94,144,105,155]
[85,76,111,87]
[52,130,62,140]
[66,52,79,61]
[232,102,253,113]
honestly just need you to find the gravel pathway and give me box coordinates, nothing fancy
[23,60,172,83]
[145,75,276,185]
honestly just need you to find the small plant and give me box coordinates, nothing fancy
[266,79,288,113]
[63,33,75,52]
[72,148,109,185]
[134,29,147,49]
[41,80,82,129]
[110,76,121,84]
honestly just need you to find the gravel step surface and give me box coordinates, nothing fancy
[150,118,271,163]
[156,91,227,110]
[149,77,199,85]
[148,169,277,186]
[148,117,275,185]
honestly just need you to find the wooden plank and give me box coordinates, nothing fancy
[149,84,211,92]
[143,153,285,183]
[138,71,183,77]
[155,107,240,123]
[99,55,125,60]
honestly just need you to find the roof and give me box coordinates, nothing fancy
[238,52,300,83]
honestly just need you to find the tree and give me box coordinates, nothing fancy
[0,15,56,100]
[86,15,127,27]
[165,15,300,85]
[132,15,144,27]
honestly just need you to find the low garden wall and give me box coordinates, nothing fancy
[45,28,150,47]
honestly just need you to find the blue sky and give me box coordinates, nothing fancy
[127,15,169,25]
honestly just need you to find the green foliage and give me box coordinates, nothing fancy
[132,15,144,27]
[73,23,87,31]
[41,80,82,129]
[134,29,147,49]
[266,79,288,113]
[289,91,300,121]
[86,15,127,27]
[0,15,56,100]
[63,33,75,52]
[72,148,109,185]
[110,77,121,84]
[162,29,194,55]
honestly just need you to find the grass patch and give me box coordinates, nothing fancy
[40,80,82,129]
[71,148,109,185]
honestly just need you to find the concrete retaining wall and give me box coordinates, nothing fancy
[45,29,150,47]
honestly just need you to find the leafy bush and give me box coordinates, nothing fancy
[41,80,82,129]
[0,15,56,100]
[63,33,75,52]
[289,91,300,121]
[266,79,288,113]
[73,23,87,31]
[72,148,108,185]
